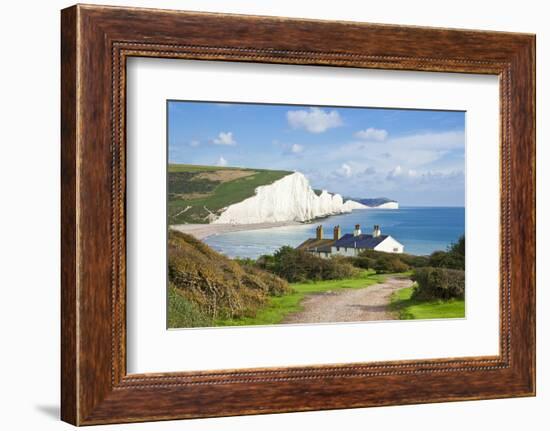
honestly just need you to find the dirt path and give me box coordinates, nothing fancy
[283,277,413,324]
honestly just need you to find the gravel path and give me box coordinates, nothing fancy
[283,277,413,324]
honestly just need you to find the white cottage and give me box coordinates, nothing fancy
[331,224,404,256]
[297,224,404,258]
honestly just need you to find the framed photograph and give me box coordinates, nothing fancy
[61,4,535,425]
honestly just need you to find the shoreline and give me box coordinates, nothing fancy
[170,221,303,240]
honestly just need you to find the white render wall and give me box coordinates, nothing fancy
[330,245,360,257]
[313,251,331,259]
[374,236,405,254]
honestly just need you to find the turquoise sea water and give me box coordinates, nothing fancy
[203,207,465,259]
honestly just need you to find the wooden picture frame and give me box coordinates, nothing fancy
[61,4,535,425]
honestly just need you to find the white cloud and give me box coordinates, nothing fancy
[287,107,343,133]
[213,132,236,146]
[340,163,352,178]
[386,165,463,185]
[189,140,200,147]
[355,127,388,141]
[327,130,465,169]
[416,169,464,184]
[216,156,228,167]
[391,130,464,151]
[387,165,402,180]
[290,144,304,154]
[328,163,354,181]
[280,142,305,156]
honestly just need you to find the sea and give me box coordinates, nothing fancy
[203,207,465,259]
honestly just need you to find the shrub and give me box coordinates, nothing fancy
[167,230,291,326]
[428,250,465,270]
[355,249,429,273]
[167,284,210,328]
[428,235,465,270]
[351,256,377,270]
[399,253,430,268]
[326,256,359,280]
[411,267,465,300]
[373,256,409,274]
[450,235,465,257]
[259,246,359,282]
[428,250,448,267]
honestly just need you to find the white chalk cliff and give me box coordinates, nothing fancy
[371,201,399,209]
[213,172,368,224]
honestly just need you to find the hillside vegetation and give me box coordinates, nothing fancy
[257,246,359,282]
[168,230,290,328]
[168,164,291,224]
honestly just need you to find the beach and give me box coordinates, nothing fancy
[170,221,302,240]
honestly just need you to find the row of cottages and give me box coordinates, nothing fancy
[297,224,404,258]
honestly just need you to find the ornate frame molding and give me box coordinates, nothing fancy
[61,5,535,425]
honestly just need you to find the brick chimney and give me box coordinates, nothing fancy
[333,225,342,240]
[316,225,324,240]
[372,224,381,238]
[353,224,362,237]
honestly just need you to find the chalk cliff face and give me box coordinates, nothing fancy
[371,201,399,209]
[213,172,367,224]
[355,197,399,209]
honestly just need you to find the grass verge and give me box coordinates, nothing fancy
[215,270,401,327]
[390,286,465,320]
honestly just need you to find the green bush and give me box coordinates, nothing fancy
[327,256,360,280]
[411,267,465,300]
[259,246,359,282]
[399,253,430,268]
[353,235,464,272]
[428,235,465,270]
[373,255,409,274]
[351,256,377,270]
[354,249,430,273]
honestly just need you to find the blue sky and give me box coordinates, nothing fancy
[168,101,465,206]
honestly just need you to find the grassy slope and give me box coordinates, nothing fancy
[168,164,291,224]
[390,287,465,320]
[168,230,290,328]
[168,285,209,328]
[215,270,393,327]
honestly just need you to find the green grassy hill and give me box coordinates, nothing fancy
[168,164,292,224]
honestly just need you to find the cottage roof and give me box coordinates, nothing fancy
[333,233,389,249]
[296,238,336,253]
